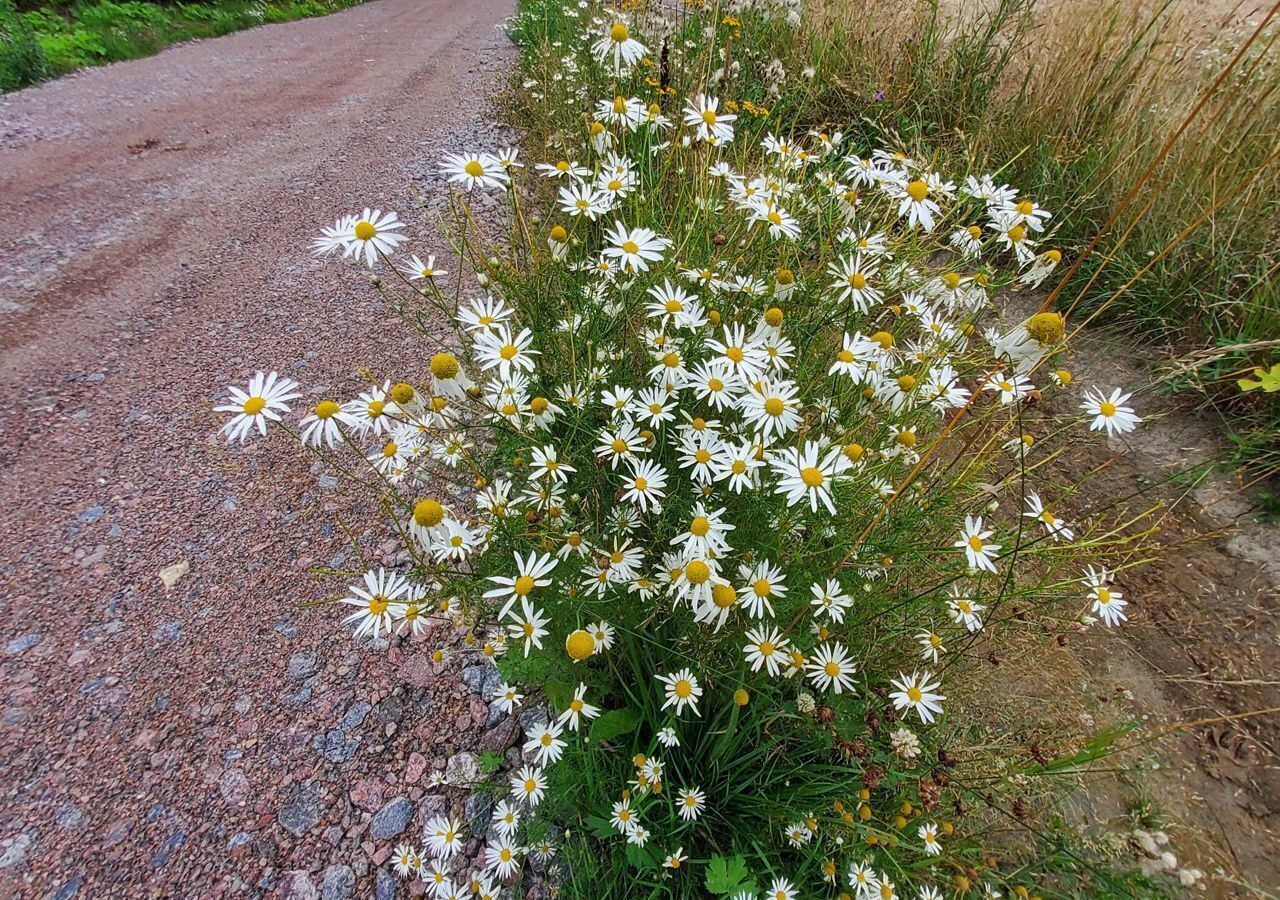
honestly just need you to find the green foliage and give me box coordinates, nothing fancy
[704,854,756,895]
[3,0,367,90]
[0,0,50,90]
[478,750,505,775]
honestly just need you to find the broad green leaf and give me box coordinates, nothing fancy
[585,815,615,838]
[704,854,755,895]
[590,708,641,742]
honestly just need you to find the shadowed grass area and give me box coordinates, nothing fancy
[1,0,366,91]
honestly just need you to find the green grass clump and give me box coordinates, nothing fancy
[2,0,366,90]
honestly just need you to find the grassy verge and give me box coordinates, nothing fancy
[1,0,366,91]
[724,0,1280,480]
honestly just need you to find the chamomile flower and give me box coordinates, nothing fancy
[657,668,703,716]
[684,94,736,144]
[768,878,799,900]
[805,642,857,693]
[493,683,523,714]
[602,221,668,273]
[484,838,521,879]
[505,599,550,657]
[828,253,882,311]
[743,626,789,676]
[916,629,946,662]
[492,799,521,838]
[1080,387,1141,436]
[484,551,557,620]
[593,20,647,73]
[510,765,547,807]
[955,515,1000,573]
[529,445,576,484]
[1023,491,1074,541]
[392,843,421,878]
[423,815,466,859]
[810,578,854,623]
[739,379,803,439]
[714,439,766,492]
[216,371,300,443]
[442,152,509,191]
[738,560,786,618]
[946,590,985,632]
[339,208,407,265]
[558,181,610,220]
[610,797,639,834]
[556,682,601,732]
[918,821,943,855]
[770,441,852,514]
[458,294,514,332]
[298,398,357,449]
[474,324,539,381]
[523,720,568,765]
[889,670,946,724]
[621,458,668,512]
[339,568,409,640]
[397,254,446,281]
[663,847,688,870]
[676,786,705,821]
[657,726,680,748]
[670,502,735,558]
[983,370,1033,404]
[1083,564,1128,626]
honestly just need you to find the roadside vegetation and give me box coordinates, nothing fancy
[0,0,365,91]
[789,0,1280,483]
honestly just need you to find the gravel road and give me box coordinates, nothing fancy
[0,0,515,895]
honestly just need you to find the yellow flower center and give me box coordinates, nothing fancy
[824,661,841,677]
[314,400,339,419]
[566,629,595,660]
[369,595,389,616]
[712,583,736,608]
[611,22,629,42]
[663,352,680,368]
[499,343,518,361]
[354,220,376,241]
[726,346,744,363]
[431,352,460,379]
[674,679,693,698]
[764,397,784,416]
[382,442,398,458]
[690,516,711,537]
[753,579,772,597]
[906,179,929,201]
[907,686,923,703]
[514,575,536,595]
[684,560,711,585]
[621,240,639,254]
[800,467,825,488]
[848,273,867,290]
[694,449,711,465]
[1016,199,1034,215]
[464,160,484,178]
[1100,401,1117,417]
[968,535,984,551]
[708,377,725,392]
[242,396,266,415]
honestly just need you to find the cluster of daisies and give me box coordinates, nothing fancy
[217,8,1145,897]
[387,812,554,900]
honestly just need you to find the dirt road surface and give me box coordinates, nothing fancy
[0,0,514,895]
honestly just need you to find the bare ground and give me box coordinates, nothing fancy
[0,0,514,896]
